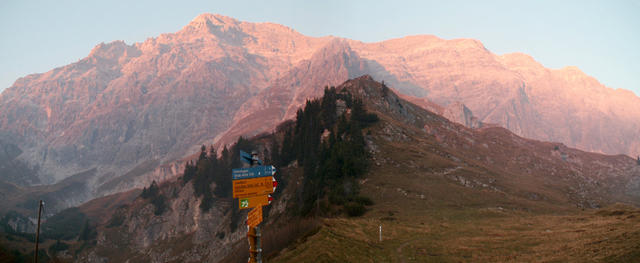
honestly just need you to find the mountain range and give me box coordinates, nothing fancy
[1,13,639,209]
[63,76,640,262]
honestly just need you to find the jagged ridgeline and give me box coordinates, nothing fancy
[164,86,378,217]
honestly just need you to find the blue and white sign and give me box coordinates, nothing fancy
[240,150,253,164]
[239,150,263,165]
[232,165,276,180]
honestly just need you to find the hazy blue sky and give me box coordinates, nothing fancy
[1,0,638,95]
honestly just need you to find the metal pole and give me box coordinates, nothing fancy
[256,226,262,263]
[246,151,263,263]
[251,151,262,263]
[34,200,43,263]
[248,226,257,263]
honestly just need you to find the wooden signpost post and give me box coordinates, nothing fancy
[231,150,277,263]
[247,206,262,227]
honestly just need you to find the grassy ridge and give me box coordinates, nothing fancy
[271,77,640,262]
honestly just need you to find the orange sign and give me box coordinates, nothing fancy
[233,176,274,198]
[247,206,263,227]
[239,194,270,210]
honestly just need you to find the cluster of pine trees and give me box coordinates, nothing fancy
[141,86,377,218]
[276,87,377,216]
[140,181,166,215]
[181,137,257,212]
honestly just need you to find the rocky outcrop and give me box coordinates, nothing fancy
[0,140,40,185]
[85,182,240,262]
[1,211,36,233]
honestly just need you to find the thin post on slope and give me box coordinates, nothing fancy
[250,151,263,263]
[256,225,262,263]
[244,150,264,263]
[34,200,44,263]
[248,226,257,263]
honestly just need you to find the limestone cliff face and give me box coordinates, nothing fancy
[1,13,639,207]
[78,182,241,262]
[349,39,640,158]
[0,14,334,196]
[215,38,369,147]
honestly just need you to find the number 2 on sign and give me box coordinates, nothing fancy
[240,199,249,208]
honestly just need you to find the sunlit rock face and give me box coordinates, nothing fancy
[1,13,638,202]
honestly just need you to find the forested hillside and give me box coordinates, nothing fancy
[178,86,377,219]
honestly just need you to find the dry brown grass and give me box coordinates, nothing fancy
[220,217,321,263]
[270,206,640,262]
[269,105,640,262]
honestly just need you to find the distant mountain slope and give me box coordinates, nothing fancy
[1,13,638,207]
[0,14,334,192]
[348,37,640,157]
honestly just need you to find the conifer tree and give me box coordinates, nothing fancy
[79,220,96,241]
[209,145,217,159]
[198,145,207,160]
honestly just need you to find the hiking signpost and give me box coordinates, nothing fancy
[232,165,276,180]
[232,175,276,199]
[238,194,273,209]
[232,150,277,263]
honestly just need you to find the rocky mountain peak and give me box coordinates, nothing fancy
[186,13,239,29]
[555,65,604,89]
[179,13,245,41]
[336,75,400,109]
[88,40,140,61]
[497,52,548,79]
[453,38,488,50]
[498,52,543,69]
[557,65,593,80]
[311,38,353,60]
